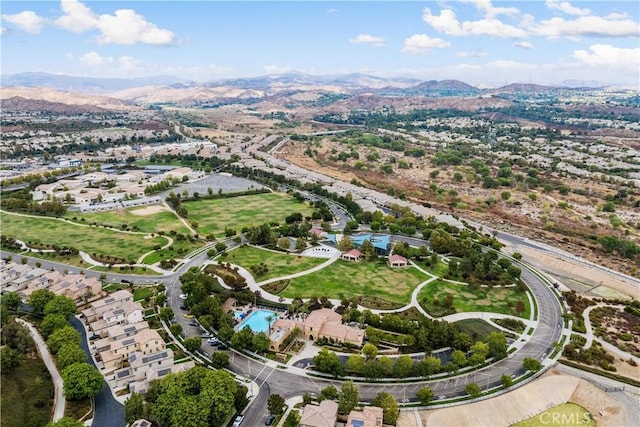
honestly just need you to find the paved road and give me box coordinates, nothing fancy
[17,318,66,422]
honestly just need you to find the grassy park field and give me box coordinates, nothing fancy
[455,319,501,341]
[183,193,314,236]
[279,259,428,308]
[419,279,531,319]
[66,206,190,235]
[1,212,167,262]
[224,245,325,281]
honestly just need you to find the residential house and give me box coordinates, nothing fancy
[300,400,338,427]
[346,406,383,427]
[82,290,134,322]
[98,329,165,372]
[89,301,144,336]
[48,274,102,305]
[128,360,195,394]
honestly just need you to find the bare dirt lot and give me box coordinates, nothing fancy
[398,369,630,427]
[129,205,168,216]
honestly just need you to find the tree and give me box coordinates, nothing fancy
[320,385,339,401]
[465,382,482,398]
[0,291,21,313]
[1,318,35,354]
[486,332,508,360]
[370,392,399,425]
[124,392,146,424]
[338,381,359,414]
[184,336,202,353]
[451,349,467,368]
[210,351,229,369]
[252,332,270,353]
[267,393,286,415]
[41,314,69,338]
[44,295,76,319]
[523,357,542,372]
[313,348,345,378]
[337,235,355,251]
[62,362,104,400]
[501,374,513,388]
[47,326,80,354]
[416,386,435,405]
[169,323,183,337]
[56,343,87,370]
[360,239,375,260]
[295,237,307,252]
[362,343,378,361]
[159,307,174,322]
[147,366,237,427]
[28,289,55,314]
[0,346,23,373]
[47,418,85,427]
[393,355,414,378]
[277,237,291,250]
[215,242,227,253]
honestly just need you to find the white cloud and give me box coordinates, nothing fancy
[1,11,46,34]
[533,15,640,38]
[55,0,97,32]
[401,34,450,55]
[65,52,74,59]
[79,51,114,67]
[545,0,591,16]
[514,41,533,49]
[349,34,385,48]
[422,7,527,38]
[5,0,175,45]
[96,9,175,45]
[326,8,339,14]
[455,50,488,58]
[461,0,520,18]
[573,44,640,68]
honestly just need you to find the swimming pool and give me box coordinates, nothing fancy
[237,309,277,334]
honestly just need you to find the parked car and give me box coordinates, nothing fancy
[201,332,213,338]
[183,313,194,319]
[189,321,198,326]
[217,343,228,350]
[179,305,187,310]
[232,415,244,427]
[265,415,276,425]
[89,334,100,340]
[206,337,218,343]
[179,294,187,300]
[121,279,132,284]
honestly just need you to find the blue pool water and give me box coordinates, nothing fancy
[237,309,277,334]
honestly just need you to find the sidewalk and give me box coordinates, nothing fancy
[17,318,66,422]
[277,395,303,427]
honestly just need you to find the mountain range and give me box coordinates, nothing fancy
[0,71,627,110]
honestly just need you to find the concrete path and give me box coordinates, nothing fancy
[79,251,170,274]
[16,318,66,422]
[277,395,303,427]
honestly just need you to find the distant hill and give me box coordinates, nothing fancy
[411,79,478,91]
[1,96,108,113]
[1,72,192,93]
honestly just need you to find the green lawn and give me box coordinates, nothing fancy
[514,403,595,427]
[280,259,428,308]
[134,287,155,301]
[1,212,167,262]
[419,280,531,319]
[455,319,500,341]
[0,358,54,427]
[183,193,314,237]
[66,207,190,235]
[224,246,325,281]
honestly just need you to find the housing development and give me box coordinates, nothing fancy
[1,1,639,427]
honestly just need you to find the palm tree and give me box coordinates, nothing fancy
[266,313,277,336]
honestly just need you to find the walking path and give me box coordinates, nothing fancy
[582,304,640,364]
[16,318,66,422]
[78,251,170,274]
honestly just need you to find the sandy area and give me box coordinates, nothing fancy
[397,369,629,427]
[129,205,168,216]
[503,244,638,300]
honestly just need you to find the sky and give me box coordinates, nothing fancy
[1,0,639,87]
